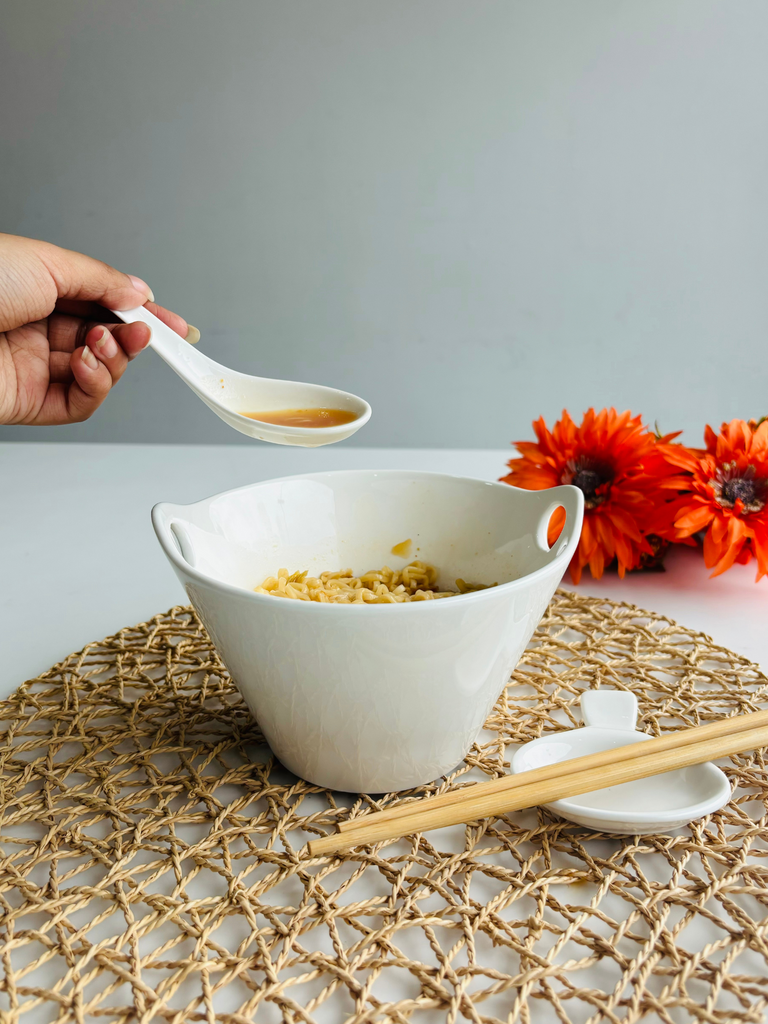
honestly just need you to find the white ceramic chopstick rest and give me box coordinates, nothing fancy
[511,690,731,834]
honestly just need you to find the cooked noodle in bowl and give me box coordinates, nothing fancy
[255,562,492,604]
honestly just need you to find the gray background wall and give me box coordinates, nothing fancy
[1,0,766,447]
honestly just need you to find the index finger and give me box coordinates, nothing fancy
[54,298,192,340]
[53,299,123,322]
[144,301,190,340]
[42,241,153,309]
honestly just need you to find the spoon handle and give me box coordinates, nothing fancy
[108,305,212,384]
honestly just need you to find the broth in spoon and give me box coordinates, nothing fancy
[242,408,358,428]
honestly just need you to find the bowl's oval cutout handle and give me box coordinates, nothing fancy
[534,485,584,563]
[170,521,197,567]
[536,501,566,552]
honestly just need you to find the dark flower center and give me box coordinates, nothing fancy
[722,477,758,507]
[713,462,766,514]
[562,459,613,508]
[572,468,604,500]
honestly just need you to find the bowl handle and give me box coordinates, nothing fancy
[169,521,197,567]
[533,485,584,565]
[151,504,198,569]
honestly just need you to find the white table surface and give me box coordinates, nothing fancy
[2,442,767,692]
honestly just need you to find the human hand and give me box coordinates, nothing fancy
[0,233,198,425]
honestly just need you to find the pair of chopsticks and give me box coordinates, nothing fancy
[307,707,768,857]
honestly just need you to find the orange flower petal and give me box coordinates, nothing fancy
[752,525,768,580]
[710,514,729,545]
[709,543,747,577]
[588,545,606,579]
[500,468,559,491]
[657,445,700,472]
[547,506,566,547]
[594,515,617,559]
[703,527,724,569]
[752,420,768,452]
[613,531,635,571]
[604,506,645,543]
[674,504,714,535]
[500,407,695,580]
[655,475,696,490]
[580,516,598,558]
[513,441,553,462]
[708,517,748,577]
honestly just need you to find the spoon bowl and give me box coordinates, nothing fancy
[110,305,371,446]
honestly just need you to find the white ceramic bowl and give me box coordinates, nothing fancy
[512,692,732,834]
[152,471,583,793]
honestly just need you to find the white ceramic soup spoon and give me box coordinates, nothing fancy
[110,305,371,447]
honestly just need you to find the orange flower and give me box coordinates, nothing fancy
[656,419,768,580]
[501,408,679,583]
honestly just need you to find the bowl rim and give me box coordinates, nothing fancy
[152,468,584,614]
[511,728,732,824]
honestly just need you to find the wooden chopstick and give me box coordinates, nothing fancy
[336,707,768,835]
[307,715,768,857]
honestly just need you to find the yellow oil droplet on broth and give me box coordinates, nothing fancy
[390,539,413,558]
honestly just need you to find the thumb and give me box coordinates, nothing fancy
[43,241,154,311]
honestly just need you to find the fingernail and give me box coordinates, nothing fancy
[94,326,118,359]
[185,324,201,344]
[81,345,98,370]
[129,275,155,303]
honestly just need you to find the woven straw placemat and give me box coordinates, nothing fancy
[1,591,767,1024]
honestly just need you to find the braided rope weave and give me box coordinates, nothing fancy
[1,591,767,1023]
